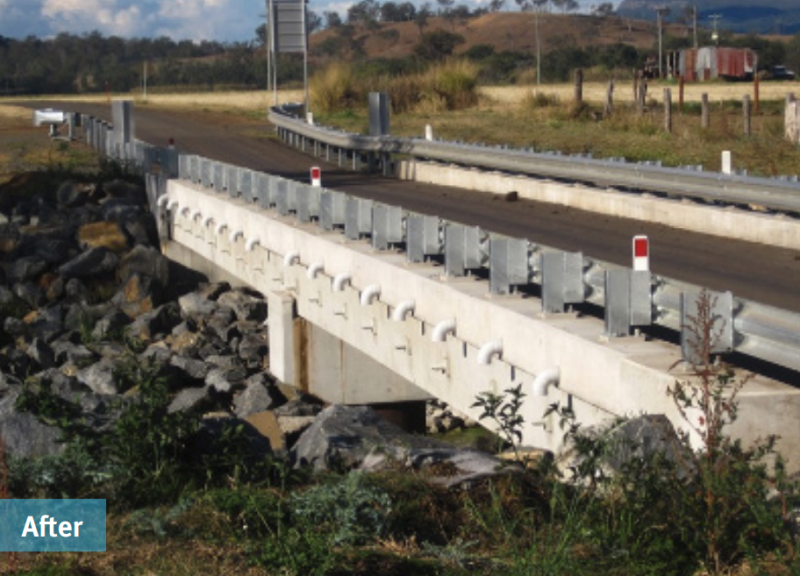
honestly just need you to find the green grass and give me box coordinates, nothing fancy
[316,98,800,177]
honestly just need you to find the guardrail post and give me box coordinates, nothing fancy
[407,215,442,263]
[345,197,373,240]
[320,190,347,231]
[605,270,653,337]
[372,205,404,250]
[444,225,483,278]
[490,238,531,296]
[541,251,584,312]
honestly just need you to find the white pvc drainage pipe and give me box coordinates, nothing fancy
[392,301,415,322]
[432,319,456,342]
[533,367,561,397]
[360,285,381,306]
[333,273,351,291]
[477,340,503,365]
[283,252,300,267]
[307,262,324,279]
[245,237,260,252]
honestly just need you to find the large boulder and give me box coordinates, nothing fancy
[0,390,64,458]
[294,405,504,486]
[557,414,688,481]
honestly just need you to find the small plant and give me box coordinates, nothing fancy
[667,289,794,574]
[472,383,526,462]
[291,471,393,546]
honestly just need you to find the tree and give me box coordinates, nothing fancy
[307,10,323,33]
[347,0,380,26]
[414,29,465,60]
[592,2,615,17]
[325,11,343,28]
[415,4,433,36]
[489,0,505,12]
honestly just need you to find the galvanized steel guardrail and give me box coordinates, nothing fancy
[78,109,800,376]
[269,104,800,214]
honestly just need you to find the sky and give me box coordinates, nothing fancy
[0,0,613,43]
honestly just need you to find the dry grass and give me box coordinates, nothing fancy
[0,104,33,124]
[481,80,800,106]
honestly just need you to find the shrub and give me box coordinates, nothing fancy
[310,62,364,114]
[420,59,479,112]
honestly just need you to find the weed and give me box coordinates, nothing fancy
[291,471,392,546]
[472,383,526,463]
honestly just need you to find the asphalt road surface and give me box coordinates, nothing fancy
[31,101,800,314]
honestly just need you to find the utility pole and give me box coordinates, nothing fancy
[693,5,698,49]
[143,60,148,99]
[709,13,721,46]
[535,10,541,85]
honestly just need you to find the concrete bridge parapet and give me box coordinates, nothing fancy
[162,179,800,464]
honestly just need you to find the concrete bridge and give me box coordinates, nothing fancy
[158,175,800,465]
[68,101,800,467]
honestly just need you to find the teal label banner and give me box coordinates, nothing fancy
[0,500,106,552]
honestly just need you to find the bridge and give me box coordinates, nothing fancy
[64,101,800,467]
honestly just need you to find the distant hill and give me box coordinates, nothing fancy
[309,12,667,61]
[617,0,800,35]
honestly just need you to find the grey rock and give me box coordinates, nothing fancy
[27,338,56,370]
[178,291,218,321]
[274,397,323,418]
[170,355,209,380]
[0,348,32,378]
[29,305,65,343]
[203,354,242,369]
[0,390,63,458]
[4,317,28,339]
[140,343,172,364]
[558,414,688,481]
[76,357,119,395]
[14,281,45,308]
[91,309,130,340]
[127,302,180,341]
[168,386,215,414]
[5,256,47,283]
[234,376,284,418]
[0,372,22,396]
[56,181,90,208]
[294,405,448,471]
[205,307,238,342]
[116,245,169,286]
[58,247,118,279]
[238,331,269,368]
[64,278,89,302]
[51,340,97,366]
[218,289,267,322]
[205,366,248,393]
[27,237,74,266]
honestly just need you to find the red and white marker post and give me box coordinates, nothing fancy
[632,235,649,271]
[310,166,321,187]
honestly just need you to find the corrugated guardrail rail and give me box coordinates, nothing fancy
[269,104,800,214]
[76,109,800,376]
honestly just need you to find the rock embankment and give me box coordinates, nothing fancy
[0,174,502,483]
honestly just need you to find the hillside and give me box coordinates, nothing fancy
[309,12,672,61]
[617,0,800,34]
